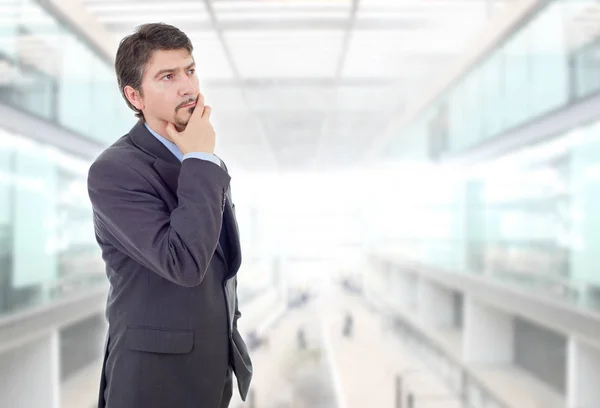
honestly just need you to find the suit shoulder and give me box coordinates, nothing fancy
[92,134,133,164]
[88,134,150,184]
[92,128,157,167]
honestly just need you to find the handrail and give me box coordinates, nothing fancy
[372,251,600,349]
[362,294,510,408]
[0,285,107,355]
[394,315,510,408]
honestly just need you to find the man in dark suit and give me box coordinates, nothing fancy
[87,23,252,408]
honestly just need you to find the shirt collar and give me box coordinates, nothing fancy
[144,122,183,162]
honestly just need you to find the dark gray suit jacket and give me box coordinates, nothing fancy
[87,120,252,408]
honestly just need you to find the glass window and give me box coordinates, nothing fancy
[57,31,93,137]
[464,67,484,149]
[501,23,532,129]
[530,0,569,115]
[568,121,600,309]
[0,129,12,313]
[481,51,503,139]
[0,0,18,58]
[0,0,132,144]
[90,55,119,144]
[1,0,58,120]
[448,80,466,153]
[572,39,600,99]
[0,127,102,317]
[12,142,59,293]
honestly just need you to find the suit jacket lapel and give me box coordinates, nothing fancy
[223,188,242,275]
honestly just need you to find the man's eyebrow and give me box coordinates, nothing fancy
[154,68,175,79]
[154,62,195,79]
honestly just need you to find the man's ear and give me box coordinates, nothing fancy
[124,85,144,111]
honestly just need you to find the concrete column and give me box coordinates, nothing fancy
[365,258,384,304]
[394,269,415,312]
[417,278,454,328]
[406,274,419,312]
[567,337,600,408]
[463,296,514,364]
[0,331,60,408]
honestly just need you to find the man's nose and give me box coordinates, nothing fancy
[178,75,196,96]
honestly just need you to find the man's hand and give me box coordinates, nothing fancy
[166,96,216,155]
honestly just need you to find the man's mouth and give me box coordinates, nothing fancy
[180,101,196,109]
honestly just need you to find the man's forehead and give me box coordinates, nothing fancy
[147,49,194,71]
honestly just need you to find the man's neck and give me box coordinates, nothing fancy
[144,117,174,142]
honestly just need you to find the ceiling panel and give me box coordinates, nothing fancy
[334,84,407,112]
[211,112,266,146]
[76,0,518,172]
[242,85,335,112]
[314,111,394,169]
[257,111,326,169]
[342,27,479,78]
[89,2,210,25]
[213,0,352,12]
[225,30,345,78]
[84,2,208,13]
[186,31,235,80]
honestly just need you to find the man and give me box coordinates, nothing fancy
[87,23,252,408]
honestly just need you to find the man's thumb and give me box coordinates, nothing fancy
[165,123,179,140]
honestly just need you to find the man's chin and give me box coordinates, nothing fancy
[174,114,191,130]
[174,122,188,132]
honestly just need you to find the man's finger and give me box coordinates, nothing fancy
[186,98,205,125]
[165,123,179,140]
[202,105,212,120]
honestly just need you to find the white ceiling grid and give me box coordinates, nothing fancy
[80,0,515,171]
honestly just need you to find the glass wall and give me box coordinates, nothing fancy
[374,0,600,313]
[0,0,137,318]
[0,0,134,144]
[377,116,600,312]
[392,0,597,158]
[466,156,572,298]
[0,126,104,317]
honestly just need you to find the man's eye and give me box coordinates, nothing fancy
[163,74,173,80]
[188,69,195,75]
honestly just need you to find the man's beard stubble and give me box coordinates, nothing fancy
[174,105,195,130]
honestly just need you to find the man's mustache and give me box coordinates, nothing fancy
[176,97,198,111]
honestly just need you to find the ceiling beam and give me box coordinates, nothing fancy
[310,0,360,170]
[335,0,360,80]
[105,18,433,33]
[201,0,279,170]
[45,0,118,63]
[201,0,241,80]
[203,77,406,88]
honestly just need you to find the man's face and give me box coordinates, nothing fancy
[138,49,200,130]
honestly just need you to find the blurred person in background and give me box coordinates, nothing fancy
[87,23,252,408]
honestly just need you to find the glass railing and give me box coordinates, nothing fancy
[0,0,134,145]
[0,126,106,318]
[388,0,600,160]
[360,289,509,408]
[373,115,600,314]
[395,319,509,408]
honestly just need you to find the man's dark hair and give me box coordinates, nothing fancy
[115,23,193,118]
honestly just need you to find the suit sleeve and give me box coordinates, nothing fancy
[87,157,230,287]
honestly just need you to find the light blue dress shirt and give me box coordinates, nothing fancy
[144,123,221,166]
